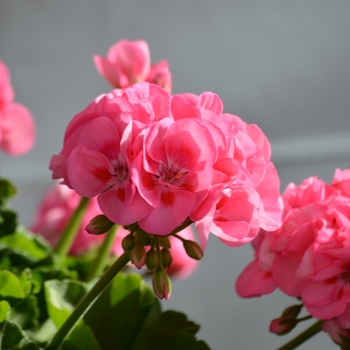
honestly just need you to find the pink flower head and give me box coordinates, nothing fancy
[30,183,105,255]
[236,168,350,330]
[0,60,35,155]
[51,82,281,256]
[93,39,172,92]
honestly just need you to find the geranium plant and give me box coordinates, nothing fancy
[0,38,348,350]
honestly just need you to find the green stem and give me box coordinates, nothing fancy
[86,225,119,282]
[54,197,90,260]
[277,320,323,350]
[46,251,130,350]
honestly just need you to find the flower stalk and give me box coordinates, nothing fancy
[46,251,130,350]
[277,320,323,350]
[85,224,119,282]
[54,196,90,261]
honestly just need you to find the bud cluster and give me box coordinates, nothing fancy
[121,223,204,300]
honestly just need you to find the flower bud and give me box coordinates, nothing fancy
[121,233,135,251]
[85,214,114,235]
[146,249,158,272]
[158,236,171,249]
[269,317,297,336]
[183,240,204,260]
[130,241,146,269]
[323,319,350,347]
[152,268,172,300]
[281,304,303,318]
[161,248,173,269]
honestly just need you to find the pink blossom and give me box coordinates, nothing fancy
[322,319,350,346]
[236,168,350,335]
[0,60,35,155]
[93,39,172,92]
[51,82,281,252]
[30,183,105,255]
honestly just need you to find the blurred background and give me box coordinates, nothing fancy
[1,0,350,348]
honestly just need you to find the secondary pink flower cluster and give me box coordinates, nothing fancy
[93,39,172,92]
[236,168,350,333]
[50,82,281,251]
[31,182,198,278]
[0,60,35,155]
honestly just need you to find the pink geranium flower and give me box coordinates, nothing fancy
[51,82,281,248]
[236,168,350,339]
[93,39,172,92]
[0,60,35,155]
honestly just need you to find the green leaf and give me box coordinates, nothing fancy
[9,295,39,330]
[0,270,29,299]
[131,299,208,350]
[84,273,154,350]
[44,280,88,329]
[0,208,17,238]
[0,228,51,264]
[0,178,17,200]
[83,273,210,350]
[0,319,43,350]
[0,320,24,349]
[0,300,10,322]
[62,322,101,350]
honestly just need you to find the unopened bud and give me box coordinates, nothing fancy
[161,248,173,269]
[152,268,172,300]
[269,317,297,335]
[183,240,204,260]
[122,233,135,251]
[158,236,171,249]
[146,249,158,272]
[281,304,303,319]
[85,214,114,235]
[131,242,146,269]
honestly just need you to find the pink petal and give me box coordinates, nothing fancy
[139,186,197,235]
[0,103,35,155]
[67,145,115,197]
[98,186,152,225]
[235,260,276,298]
[93,55,122,88]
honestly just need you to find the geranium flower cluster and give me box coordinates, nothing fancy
[50,82,281,253]
[0,60,35,155]
[236,168,350,345]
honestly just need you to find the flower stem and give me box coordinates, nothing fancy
[277,320,323,350]
[54,197,90,261]
[46,251,130,350]
[86,225,119,282]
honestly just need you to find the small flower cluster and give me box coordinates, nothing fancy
[0,60,35,155]
[236,168,350,345]
[93,39,172,92]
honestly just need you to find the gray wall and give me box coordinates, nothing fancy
[1,1,350,348]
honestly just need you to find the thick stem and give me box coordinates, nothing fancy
[86,225,119,282]
[46,251,130,350]
[54,197,90,260]
[277,320,323,350]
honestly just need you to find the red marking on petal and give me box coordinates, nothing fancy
[116,187,125,201]
[142,172,157,190]
[337,287,344,300]
[161,187,175,206]
[264,271,272,279]
[93,167,112,183]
